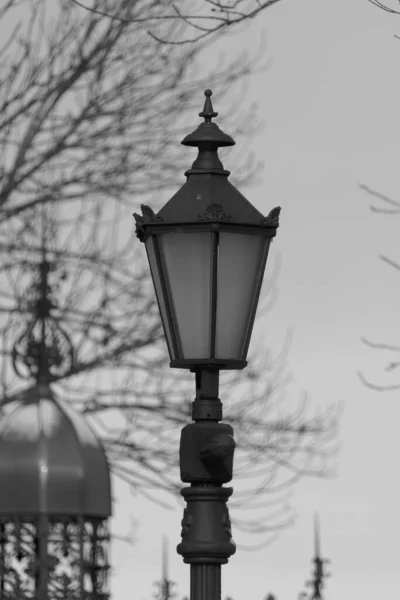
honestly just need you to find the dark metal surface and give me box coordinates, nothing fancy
[182,89,235,150]
[0,515,110,599]
[0,383,111,518]
[146,235,182,360]
[189,564,221,600]
[132,90,280,234]
[177,368,236,600]
[240,234,272,360]
[177,485,235,564]
[176,358,247,371]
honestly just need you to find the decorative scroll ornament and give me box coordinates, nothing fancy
[12,259,74,381]
[12,319,74,381]
[0,517,110,599]
[260,206,281,227]
[133,204,164,241]
[180,509,193,538]
[197,202,232,222]
[153,579,178,600]
[221,509,233,539]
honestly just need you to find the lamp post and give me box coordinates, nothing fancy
[134,89,281,600]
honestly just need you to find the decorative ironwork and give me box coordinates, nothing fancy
[153,578,178,600]
[152,536,178,600]
[133,204,164,241]
[0,517,110,599]
[181,89,235,150]
[180,509,193,538]
[261,206,281,228]
[12,257,74,382]
[12,318,74,382]
[197,203,231,222]
[221,510,232,539]
[299,513,330,600]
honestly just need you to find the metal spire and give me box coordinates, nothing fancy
[153,536,177,600]
[11,207,73,383]
[312,512,323,599]
[300,512,331,600]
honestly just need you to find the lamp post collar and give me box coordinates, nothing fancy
[181,90,235,176]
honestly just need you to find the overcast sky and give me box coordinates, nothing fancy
[105,1,400,598]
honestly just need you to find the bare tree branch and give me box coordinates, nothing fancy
[361,336,400,352]
[360,180,400,391]
[367,0,400,14]
[359,183,400,214]
[358,370,400,391]
[70,0,284,45]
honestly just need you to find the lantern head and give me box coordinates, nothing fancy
[134,90,280,372]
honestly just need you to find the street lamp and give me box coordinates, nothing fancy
[134,89,281,600]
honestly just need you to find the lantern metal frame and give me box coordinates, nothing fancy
[135,217,278,372]
[134,89,280,373]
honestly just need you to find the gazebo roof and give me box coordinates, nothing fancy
[0,383,111,518]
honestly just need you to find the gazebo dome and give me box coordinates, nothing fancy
[0,383,111,518]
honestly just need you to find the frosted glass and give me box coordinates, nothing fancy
[145,236,176,359]
[159,231,212,358]
[216,232,265,359]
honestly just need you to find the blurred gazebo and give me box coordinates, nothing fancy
[0,249,112,599]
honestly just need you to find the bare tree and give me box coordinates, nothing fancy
[69,0,285,45]
[367,0,400,14]
[0,0,340,549]
[358,184,400,391]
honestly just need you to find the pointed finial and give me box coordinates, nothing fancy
[314,511,320,558]
[162,535,168,582]
[181,88,235,160]
[199,89,218,123]
[299,513,330,600]
[11,217,74,382]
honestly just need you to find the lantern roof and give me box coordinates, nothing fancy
[156,173,279,226]
[134,89,280,239]
[0,383,112,517]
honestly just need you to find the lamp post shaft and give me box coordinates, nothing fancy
[177,369,236,600]
[190,564,221,600]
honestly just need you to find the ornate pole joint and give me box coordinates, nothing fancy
[180,370,235,485]
[177,485,235,565]
[177,369,236,600]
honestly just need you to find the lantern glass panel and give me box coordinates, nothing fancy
[216,232,267,359]
[145,236,176,359]
[159,231,213,359]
